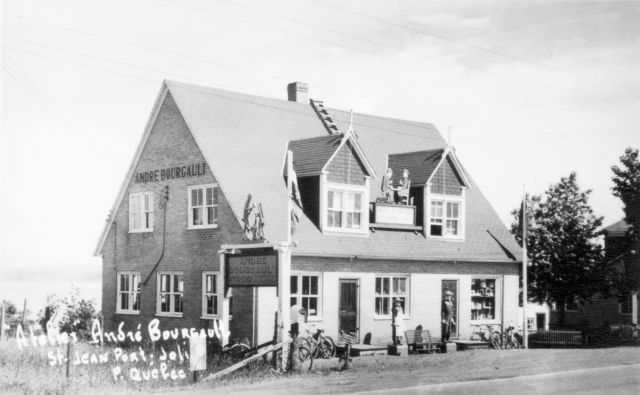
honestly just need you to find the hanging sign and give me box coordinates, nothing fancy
[226,250,278,287]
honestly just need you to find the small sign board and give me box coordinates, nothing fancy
[226,250,278,287]
[375,203,416,225]
[190,335,207,371]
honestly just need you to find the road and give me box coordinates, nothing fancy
[353,364,640,395]
[184,348,640,395]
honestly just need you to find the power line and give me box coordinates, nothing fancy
[309,0,635,105]
[3,46,158,85]
[2,50,53,105]
[199,0,624,108]
[311,0,565,72]
[3,45,446,143]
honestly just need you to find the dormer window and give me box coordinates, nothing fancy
[325,184,366,232]
[430,200,461,236]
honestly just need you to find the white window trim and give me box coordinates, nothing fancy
[116,271,141,315]
[129,192,154,233]
[290,272,323,321]
[373,274,411,319]
[202,271,220,319]
[187,183,219,230]
[320,178,370,235]
[470,276,501,324]
[425,186,466,240]
[156,271,184,317]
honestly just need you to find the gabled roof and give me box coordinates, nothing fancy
[288,135,342,176]
[287,132,375,178]
[96,80,521,262]
[603,219,630,237]
[388,149,444,185]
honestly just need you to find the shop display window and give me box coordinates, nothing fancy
[471,278,496,321]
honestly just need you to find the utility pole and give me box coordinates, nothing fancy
[522,185,529,349]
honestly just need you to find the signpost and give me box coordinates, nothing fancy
[190,334,207,382]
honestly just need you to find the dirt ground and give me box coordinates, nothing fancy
[181,347,640,395]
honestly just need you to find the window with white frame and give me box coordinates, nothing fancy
[157,272,184,315]
[290,274,321,317]
[471,278,497,321]
[188,184,218,229]
[117,272,140,314]
[326,188,364,231]
[429,199,461,237]
[202,272,219,317]
[129,192,154,232]
[375,276,408,316]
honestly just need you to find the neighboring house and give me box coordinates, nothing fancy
[549,219,639,328]
[94,80,522,345]
[520,302,550,332]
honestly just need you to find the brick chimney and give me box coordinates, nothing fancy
[287,82,308,103]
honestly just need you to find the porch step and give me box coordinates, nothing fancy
[453,340,490,351]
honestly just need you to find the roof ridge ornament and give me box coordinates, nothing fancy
[310,99,340,135]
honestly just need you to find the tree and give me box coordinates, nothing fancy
[38,286,97,337]
[1,300,17,317]
[610,147,640,305]
[511,172,605,324]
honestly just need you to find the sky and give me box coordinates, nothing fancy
[1,0,639,312]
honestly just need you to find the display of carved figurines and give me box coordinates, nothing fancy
[378,168,412,205]
[471,278,496,320]
[242,194,265,241]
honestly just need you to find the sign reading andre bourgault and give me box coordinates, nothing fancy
[134,162,207,183]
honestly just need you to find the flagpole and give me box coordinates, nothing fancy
[522,184,528,349]
[286,150,293,244]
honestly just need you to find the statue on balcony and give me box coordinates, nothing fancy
[380,168,394,203]
[397,169,411,205]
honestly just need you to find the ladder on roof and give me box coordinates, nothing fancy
[310,99,340,135]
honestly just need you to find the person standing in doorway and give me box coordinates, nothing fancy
[441,290,455,343]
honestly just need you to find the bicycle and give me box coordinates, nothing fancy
[299,327,336,360]
[472,325,502,349]
[500,326,521,349]
[338,330,356,371]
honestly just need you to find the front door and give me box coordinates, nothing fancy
[442,279,458,339]
[339,279,359,341]
[536,313,546,330]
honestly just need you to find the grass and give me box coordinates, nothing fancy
[0,338,286,395]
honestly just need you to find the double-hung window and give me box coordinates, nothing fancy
[129,192,153,232]
[157,272,184,316]
[290,274,321,318]
[117,272,140,314]
[325,185,365,232]
[428,197,463,238]
[188,184,218,229]
[202,272,219,317]
[375,276,408,317]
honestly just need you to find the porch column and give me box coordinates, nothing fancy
[275,243,292,371]
[218,250,230,346]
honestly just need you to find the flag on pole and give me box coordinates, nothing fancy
[287,150,303,235]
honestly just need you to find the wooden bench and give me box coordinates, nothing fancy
[405,330,440,355]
